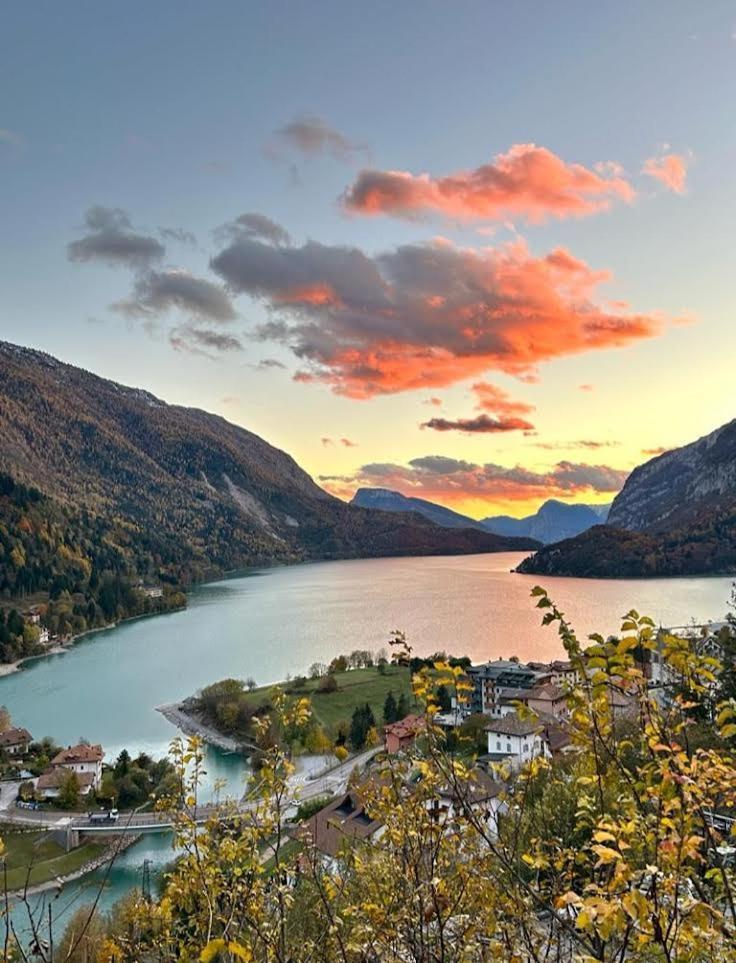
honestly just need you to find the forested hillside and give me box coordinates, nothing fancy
[0,341,534,659]
[517,499,736,577]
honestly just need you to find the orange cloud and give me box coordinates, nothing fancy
[211,234,667,399]
[342,144,634,223]
[320,455,629,505]
[642,153,689,193]
[471,381,535,416]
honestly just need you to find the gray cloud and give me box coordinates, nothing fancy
[170,325,243,355]
[272,115,366,161]
[214,212,291,247]
[68,206,165,269]
[112,269,237,322]
[421,414,534,434]
[158,226,197,246]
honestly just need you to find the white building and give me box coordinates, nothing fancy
[485,713,547,771]
[49,743,104,790]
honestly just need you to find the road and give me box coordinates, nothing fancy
[0,747,380,834]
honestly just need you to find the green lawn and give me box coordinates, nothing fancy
[246,666,414,736]
[1,829,105,891]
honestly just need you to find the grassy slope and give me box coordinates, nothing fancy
[1,829,104,890]
[247,666,414,735]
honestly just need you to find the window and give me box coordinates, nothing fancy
[507,743,512,753]
[496,740,501,750]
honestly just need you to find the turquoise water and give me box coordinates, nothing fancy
[3,552,735,944]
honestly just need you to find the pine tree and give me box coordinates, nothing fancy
[396,692,409,719]
[383,690,398,724]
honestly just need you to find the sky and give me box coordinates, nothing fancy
[2,1,736,519]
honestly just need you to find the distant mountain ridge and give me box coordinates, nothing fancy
[518,418,736,577]
[0,341,535,596]
[351,488,608,545]
[351,488,488,531]
[482,499,610,544]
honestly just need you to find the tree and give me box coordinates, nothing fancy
[114,748,130,776]
[329,654,348,674]
[436,683,452,712]
[57,770,80,810]
[383,690,398,724]
[349,703,375,750]
[396,691,409,719]
[37,592,736,962]
[316,673,338,694]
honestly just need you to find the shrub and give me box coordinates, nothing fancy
[316,674,338,694]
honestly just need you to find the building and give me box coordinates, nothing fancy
[466,660,542,718]
[36,768,96,800]
[525,683,569,720]
[50,743,104,790]
[526,659,583,688]
[644,623,728,695]
[434,769,504,838]
[295,789,384,869]
[384,714,424,754]
[0,727,32,756]
[485,712,547,771]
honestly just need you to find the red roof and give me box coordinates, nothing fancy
[384,714,424,740]
[0,727,32,748]
[51,743,103,766]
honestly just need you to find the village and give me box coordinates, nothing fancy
[0,616,729,901]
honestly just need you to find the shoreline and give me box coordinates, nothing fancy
[7,832,141,900]
[156,702,245,753]
[0,605,187,679]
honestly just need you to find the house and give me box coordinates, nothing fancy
[384,714,424,754]
[645,623,728,698]
[544,723,574,757]
[466,660,542,718]
[434,769,504,839]
[485,712,547,771]
[497,682,569,720]
[295,789,384,868]
[526,659,583,688]
[36,767,96,799]
[0,727,32,756]
[50,743,104,790]
[525,683,569,720]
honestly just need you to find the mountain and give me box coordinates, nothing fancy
[0,341,537,621]
[350,488,488,531]
[482,499,611,544]
[518,419,736,577]
[351,489,606,546]
[607,420,736,532]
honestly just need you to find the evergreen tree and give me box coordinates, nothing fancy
[436,683,452,713]
[383,690,398,724]
[396,692,409,719]
[349,703,376,750]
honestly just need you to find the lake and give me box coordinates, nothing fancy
[3,551,735,940]
[3,552,734,760]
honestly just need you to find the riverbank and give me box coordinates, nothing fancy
[6,831,141,899]
[0,643,69,677]
[0,603,188,679]
[156,701,244,753]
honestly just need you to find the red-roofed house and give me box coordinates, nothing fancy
[384,714,424,754]
[51,743,104,790]
[0,727,32,756]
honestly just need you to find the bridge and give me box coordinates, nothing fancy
[2,746,380,848]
